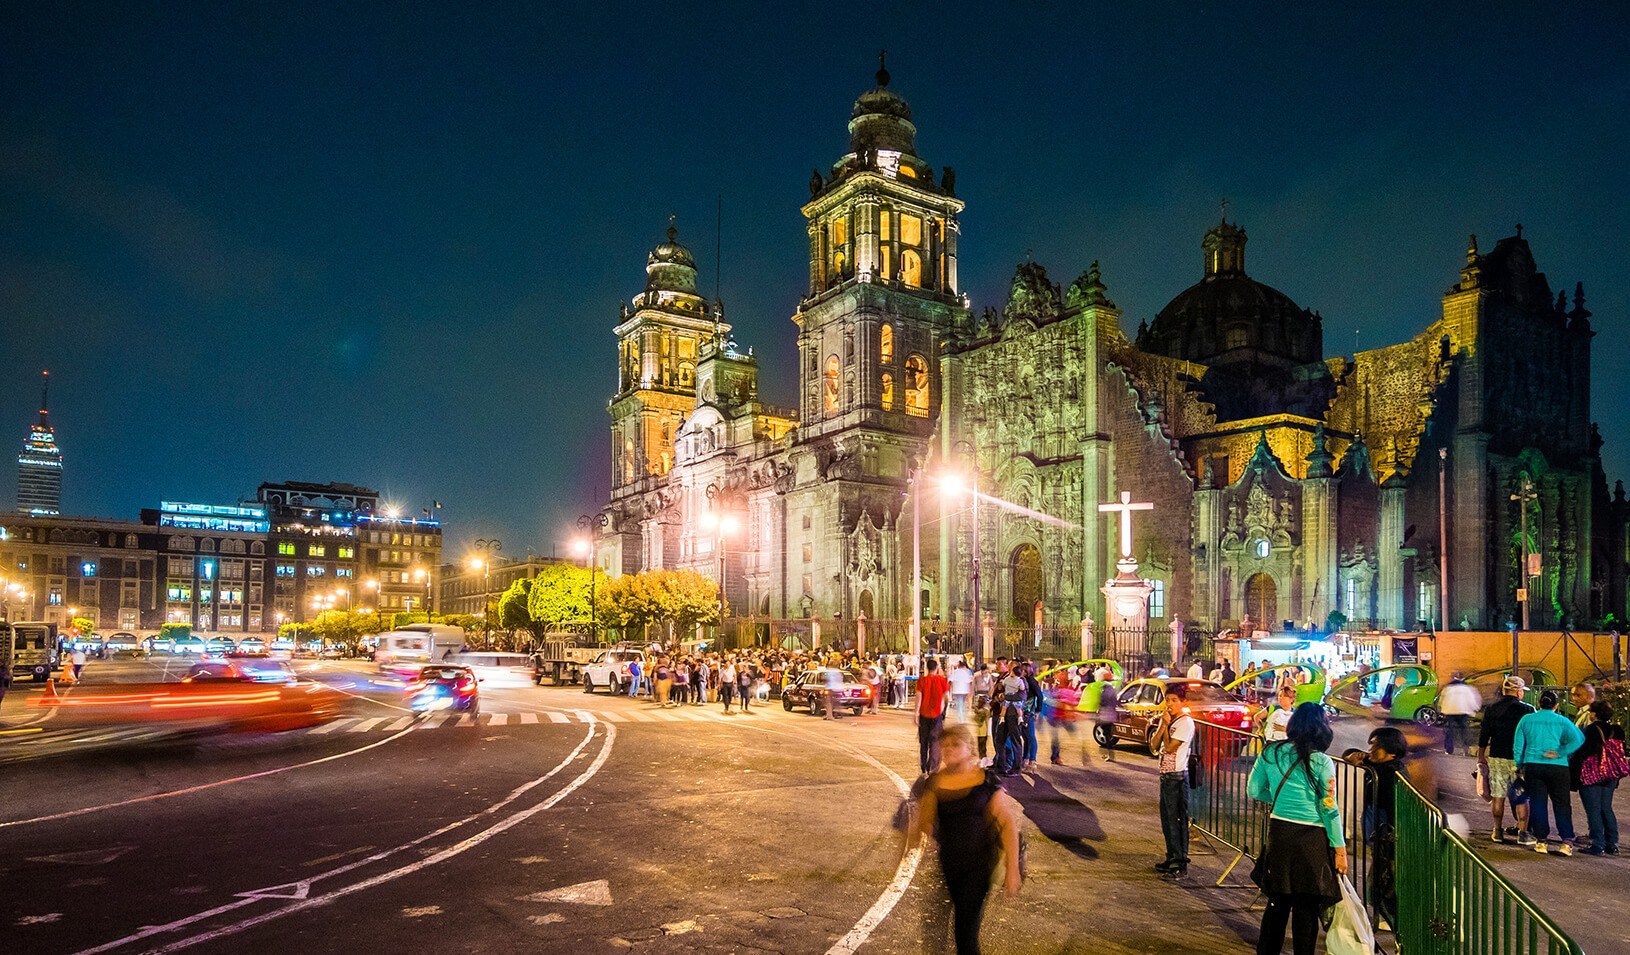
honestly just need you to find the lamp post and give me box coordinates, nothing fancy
[576,515,608,641]
[411,567,432,622]
[951,439,982,662]
[909,464,923,659]
[472,538,501,640]
[703,483,738,640]
[1511,474,1539,668]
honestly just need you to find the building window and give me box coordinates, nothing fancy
[309,544,326,557]
[802,543,813,563]
[904,354,929,417]
[1226,327,1248,350]
[1418,581,1432,621]
[306,565,326,577]
[802,574,813,596]
[336,567,353,578]
[824,356,840,413]
[881,373,895,411]
[1346,578,1358,614]
[880,324,894,364]
[901,249,922,288]
[201,560,215,580]
[1251,538,1270,559]
[1150,579,1166,619]
[48,587,63,606]
[802,514,812,530]
[278,542,295,556]
[275,565,295,578]
[81,561,97,578]
[899,213,922,247]
[678,362,694,387]
[339,546,354,559]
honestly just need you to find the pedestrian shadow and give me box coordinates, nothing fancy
[1001,773,1104,860]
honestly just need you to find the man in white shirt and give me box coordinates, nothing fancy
[948,661,974,722]
[1438,673,1483,756]
[1186,660,1205,680]
[1152,687,1196,876]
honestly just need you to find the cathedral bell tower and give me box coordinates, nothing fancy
[608,224,721,491]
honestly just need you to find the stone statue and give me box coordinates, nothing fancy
[941,166,956,196]
[809,168,824,197]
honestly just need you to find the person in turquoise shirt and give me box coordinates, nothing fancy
[1247,702,1347,955]
[1514,691,1586,854]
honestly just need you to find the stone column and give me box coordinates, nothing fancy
[1378,472,1407,629]
[944,218,960,295]
[1193,469,1224,627]
[1301,476,1337,628]
[1450,432,1490,628]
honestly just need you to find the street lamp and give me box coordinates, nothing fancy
[412,567,432,621]
[948,439,982,662]
[576,514,609,641]
[1511,475,1540,667]
[702,484,738,639]
[472,538,502,637]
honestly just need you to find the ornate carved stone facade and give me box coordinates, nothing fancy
[597,66,1623,633]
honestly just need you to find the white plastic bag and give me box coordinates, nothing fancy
[1325,874,1376,955]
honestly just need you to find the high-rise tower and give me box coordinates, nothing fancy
[17,370,62,515]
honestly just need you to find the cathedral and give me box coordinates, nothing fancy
[595,61,1624,638]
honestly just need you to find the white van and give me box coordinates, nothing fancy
[375,625,466,678]
[445,652,535,688]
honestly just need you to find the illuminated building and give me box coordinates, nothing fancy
[17,371,62,516]
[144,502,270,631]
[596,60,1623,634]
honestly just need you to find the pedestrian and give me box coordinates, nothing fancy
[908,723,1023,955]
[1047,677,1080,766]
[883,660,898,708]
[1570,682,1597,728]
[71,646,87,681]
[654,658,673,707]
[1186,658,1205,679]
[1478,675,1537,844]
[1343,726,1412,930]
[993,665,1027,776]
[1152,686,1197,878]
[972,693,992,764]
[719,658,737,713]
[894,660,910,710]
[865,662,882,715]
[1096,674,1119,762]
[626,658,642,698]
[672,659,690,705]
[949,661,973,723]
[1021,663,1043,770]
[1220,659,1236,686]
[1261,684,1296,743]
[1514,690,1585,855]
[1572,700,1624,856]
[915,658,951,773]
[738,660,754,712]
[1438,672,1481,755]
[1248,702,1347,955]
[694,657,709,704]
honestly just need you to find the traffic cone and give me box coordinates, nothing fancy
[39,678,58,703]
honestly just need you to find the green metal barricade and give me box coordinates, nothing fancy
[1394,776,1584,955]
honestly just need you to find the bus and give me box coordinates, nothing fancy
[7,621,59,681]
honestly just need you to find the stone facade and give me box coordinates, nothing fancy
[597,66,1623,634]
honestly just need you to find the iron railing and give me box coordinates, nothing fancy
[1394,775,1584,955]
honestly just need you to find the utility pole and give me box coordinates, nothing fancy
[1512,475,1538,668]
[1438,448,1449,632]
[910,466,922,659]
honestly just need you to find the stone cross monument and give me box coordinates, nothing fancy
[1098,490,1157,636]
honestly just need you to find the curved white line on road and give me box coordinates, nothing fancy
[104,713,616,954]
[0,724,419,830]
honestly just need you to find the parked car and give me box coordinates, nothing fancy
[1092,677,1254,757]
[781,668,871,717]
[580,649,645,693]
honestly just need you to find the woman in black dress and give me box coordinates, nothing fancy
[909,723,1022,954]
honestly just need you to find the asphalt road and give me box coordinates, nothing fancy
[4,658,1621,954]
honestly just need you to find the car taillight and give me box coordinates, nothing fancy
[406,681,425,693]
[457,679,475,694]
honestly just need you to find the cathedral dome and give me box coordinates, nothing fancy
[645,224,700,295]
[1138,220,1322,367]
[847,53,918,156]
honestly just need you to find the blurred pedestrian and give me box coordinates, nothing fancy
[993,665,1027,776]
[908,723,1022,955]
[70,646,87,681]
[1021,663,1043,770]
[672,659,690,705]
[1096,673,1119,762]
[1515,690,1585,855]
[654,658,673,706]
[1438,672,1481,755]
[737,660,754,712]
[1573,700,1624,855]
[1249,702,1346,955]
[719,659,738,713]
[916,658,951,773]
[1047,676,1081,766]
[949,661,973,723]
[972,693,992,765]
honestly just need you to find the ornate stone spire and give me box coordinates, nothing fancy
[1305,423,1335,478]
[1456,234,1482,290]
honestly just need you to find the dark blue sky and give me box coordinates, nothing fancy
[3,2,1626,560]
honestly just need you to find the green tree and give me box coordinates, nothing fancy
[277,622,313,645]
[653,568,721,633]
[159,622,192,642]
[527,563,595,631]
[598,569,718,640]
[70,617,95,638]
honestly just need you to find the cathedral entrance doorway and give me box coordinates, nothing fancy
[858,589,874,619]
[1010,544,1044,626]
[1244,572,1277,629]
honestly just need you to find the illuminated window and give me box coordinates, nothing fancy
[898,164,917,179]
[881,372,895,411]
[880,209,891,241]
[880,324,893,363]
[1150,580,1166,619]
[831,216,848,248]
[904,354,929,417]
[309,544,325,557]
[802,574,813,596]
[900,214,922,246]
[339,546,354,559]
[824,356,841,413]
[678,338,696,359]
[802,543,813,563]
[901,250,922,288]
[275,564,295,578]
[306,565,326,578]
[80,561,97,577]
[678,362,694,387]
[1226,327,1248,350]
[277,542,295,556]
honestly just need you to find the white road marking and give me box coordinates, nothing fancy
[103,716,616,954]
[16,913,63,926]
[519,879,612,906]
[383,717,413,731]
[27,845,137,865]
[0,724,419,831]
[487,713,509,726]
[595,712,627,723]
[400,905,441,918]
[518,712,538,724]
[307,718,356,735]
[545,712,569,724]
[349,718,385,733]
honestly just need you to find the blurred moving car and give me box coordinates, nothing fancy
[1093,677,1253,756]
[407,665,481,718]
[1324,664,1437,723]
[781,668,871,717]
[446,652,534,688]
[237,637,266,653]
[34,663,339,732]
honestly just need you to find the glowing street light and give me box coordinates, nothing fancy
[576,514,608,639]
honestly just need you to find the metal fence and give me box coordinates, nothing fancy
[1187,721,1376,918]
[1394,775,1584,955]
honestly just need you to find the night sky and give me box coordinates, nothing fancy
[3,2,1626,560]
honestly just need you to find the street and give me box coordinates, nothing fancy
[4,659,1627,954]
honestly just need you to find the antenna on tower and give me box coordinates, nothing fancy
[715,193,723,306]
[39,369,50,425]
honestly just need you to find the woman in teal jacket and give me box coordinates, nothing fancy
[1248,702,1347,955]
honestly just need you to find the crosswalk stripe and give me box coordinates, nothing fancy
[487,713,509,726]
[596,711,627,722]
[546,712,569,724]
[384,717,413,731]
[350,718,386,733]
[518,712,539,725]
[310,718,357,735]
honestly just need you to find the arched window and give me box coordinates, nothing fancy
[824,356,841,413]
[901,250,922,288]
[904,354,929,417]
[881,373,895,411]
[677,362,694,388]
[880,324,894,364]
